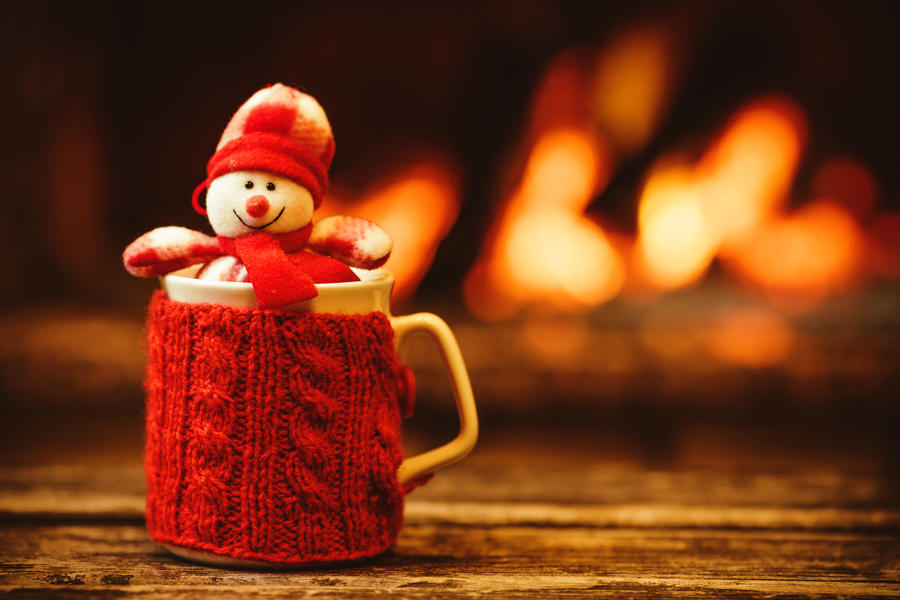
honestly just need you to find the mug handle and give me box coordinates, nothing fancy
[390,313,479,485]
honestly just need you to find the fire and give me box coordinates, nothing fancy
[465,128,623,319]
[321,162,459,301]
[592,26,674,155]
[502,211,624,307]
[691,106,868,307]
[462,25,673,319]
[633,98,805,291]
[463,38,888,322]
[636,164,717,289]
[726,199,864,300]
[516,129,604,212]
[696,97,806,252]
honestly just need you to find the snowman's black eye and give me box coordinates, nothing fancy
[266,182,276,191]
[244,181,254,189]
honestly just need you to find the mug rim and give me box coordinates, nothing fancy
[162,266,391,290]
[161,267,394,313]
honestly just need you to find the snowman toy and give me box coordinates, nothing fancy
[123,84,391,309]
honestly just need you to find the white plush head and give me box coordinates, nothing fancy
[206,170,315,238]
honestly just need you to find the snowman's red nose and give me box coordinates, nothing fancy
[245,195,269,218]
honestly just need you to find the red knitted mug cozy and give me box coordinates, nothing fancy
[143,292,421,565]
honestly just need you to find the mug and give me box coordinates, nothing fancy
[144,267,478,568]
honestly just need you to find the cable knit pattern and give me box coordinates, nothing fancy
[144,291,414,565]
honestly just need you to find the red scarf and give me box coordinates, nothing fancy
[217,226,317,309]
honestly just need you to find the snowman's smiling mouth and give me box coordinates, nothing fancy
[233,207,285,230]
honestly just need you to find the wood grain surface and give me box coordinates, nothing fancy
[2,425,899,599]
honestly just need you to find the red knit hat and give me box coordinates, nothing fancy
[202,84,335,209]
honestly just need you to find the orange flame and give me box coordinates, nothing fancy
[322,162,460,301]
[463,26,676,319]
[464,128,624,319]
[696,97,806,252]
[592,26,675,155]
[466,36,890,321]
[636,164,717,289]
[726,199,864,302]
[634,97,807,292]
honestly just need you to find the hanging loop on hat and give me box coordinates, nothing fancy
[191,180,209,215]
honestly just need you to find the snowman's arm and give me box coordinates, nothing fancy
[123,226,224,277]
[308,216,393,269]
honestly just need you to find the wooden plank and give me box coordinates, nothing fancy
[1,523,898,598]
[2,430,898,597]
[0,461,892,520]
[0,466,145,519]
[406,501,900,530]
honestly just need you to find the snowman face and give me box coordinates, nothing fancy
[206,170,315,237]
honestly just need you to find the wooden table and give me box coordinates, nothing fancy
[1,417,899,599]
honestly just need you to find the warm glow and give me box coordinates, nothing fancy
[695,97,805,250]
[321,163,459,301]
[633,98,808,293]
[638,308,703,360]
[726,199,864,299]
[593,27,672,154]
[636,165,717,289]
[521,315,591,365]
[867,212,900,279]
[502,211,624,308]
[465,128,622,319]
[528,50,590,136]
[518,129,607,213]
[810,157,878,219]
[704,306,794,368]
[464,43,885,318]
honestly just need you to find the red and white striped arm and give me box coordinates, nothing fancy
[123,226,224,277]
[307,216,393,270]
[196,255,249,282]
